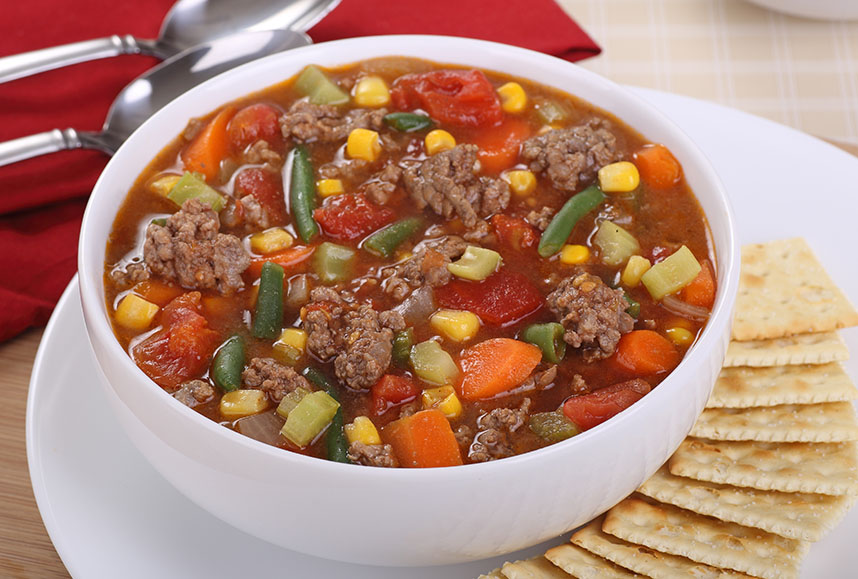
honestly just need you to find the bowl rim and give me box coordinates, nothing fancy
[78,34,739,481]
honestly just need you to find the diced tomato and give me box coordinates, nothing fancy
[562,379,651,431]
[372,374,420,415]
[390,70,503,128]
[234,167,287,224]
[131,292,219,390]
[247,245,315,278]
[435,270,543,326]
[313,193,395,241]
[491,214,538,250]
[227,103,283,152]
[470,118,531,174]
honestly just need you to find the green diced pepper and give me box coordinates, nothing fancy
[392,328,414,367]
[521,323,566,364]
[529,411,580,442]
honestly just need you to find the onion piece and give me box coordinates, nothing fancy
[235,411,285,447]
[661,294,710,322]
[285,274,310,309]
[394,286,436,325]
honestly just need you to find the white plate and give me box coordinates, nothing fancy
[27,88,858,578]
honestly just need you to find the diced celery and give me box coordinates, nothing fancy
[535,100,567,124]
[294,65,349,106]
[314,242,355,284]
[272,342,302,366]
[409,340,459,386]
[447,246,502,281]
[641,245,702,300]
[593,220,640,266]
[529,411,580,442]
[276,387,311,419]
[166,172,226,212]
[280,390,340,447]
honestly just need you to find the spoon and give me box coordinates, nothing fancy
[0,0,338,83]
[0,29,310,166]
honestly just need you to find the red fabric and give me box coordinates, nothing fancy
[0,0,599,341]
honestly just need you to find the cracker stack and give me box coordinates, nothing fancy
[481,238,858,579]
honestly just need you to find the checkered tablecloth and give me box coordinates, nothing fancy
[560,0,858,144]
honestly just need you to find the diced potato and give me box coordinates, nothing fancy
[425,129,456,155]
[497,82,527,114]
[115,293,159,330]
[347,128,381,162]
[504,170,537,196]
[353,76,391,107]
[598,161,640,193]
[220,390,268,418]
[148,173,182,197]
[666,326,695,346]
[316,178,345,197]
[559,244,590,265]
[622,255,652,287]
[250,228,294,254]
[277,328,308,354]
[421,385,463,419]
[430,310,481,342]
[344,416,382,445]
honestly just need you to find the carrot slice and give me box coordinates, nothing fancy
[132,280,184,307]
[633,144,682,190]
[247,246,315,278]
[181,106,236,181]
[381,409,463,468]
[613,330,680,376]
[679,259,716,308]
[471,117,531,174]
[457,338,542,400]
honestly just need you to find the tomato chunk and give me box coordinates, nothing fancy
[390,70,503,128]
[227,103,283,152]
[131,292,219,390]
[491,214,538,250]
[234,167,287,224]
[562,379,651,431]
[435,270,543,326]
[313,193,395,241]
[372,374,420,415]
[471,118,531,174]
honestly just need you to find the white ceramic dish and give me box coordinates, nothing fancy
[744,0,858,20]
[31,89,858,577]
[76,37,738,566]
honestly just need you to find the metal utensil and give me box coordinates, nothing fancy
[0,29,310,166]
[0,0,337,83]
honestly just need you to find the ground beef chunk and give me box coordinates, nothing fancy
[239,194,274,230]
[347,442,399,467]
[546,271,635,362]
[468,399,532,463]
[521,120,619,192]
[173,379,215,407]
[242,357,311,403]
[362,163,403,205]
[519,365,558,392]
[570,373,588,394]
[318,158,370,182]
[454,425,474,448]
[403,144,509,238]
[243,139,282,166]
[109,261,150,290]
[398,400,421,419]
[380,235,467,300]
[143,199,250,295]
[526,206,555,231]
[280,100,387,143]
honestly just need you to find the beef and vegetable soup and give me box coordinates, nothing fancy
[105,57,716,468]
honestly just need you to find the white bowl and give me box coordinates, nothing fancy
[78,35,739,566]
[744,0,858,20]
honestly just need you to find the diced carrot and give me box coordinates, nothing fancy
[679,259,716,308]
[381,409,463,468]
[471,118,531,174]
[181,106,236,181]
[633,144,682,190]
[247,245,315,278]
[613,330,680,376]
[457,338,542,400]
[132,280,184,307]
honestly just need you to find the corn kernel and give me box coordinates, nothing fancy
[559,244,590,265]
[220,390,268,418]
[344,416,382,445]
[353,75,391,107]
[621,255,652,287]
[316,178,345,197]
[497,82,527,114]
[277,328,307,353]
[346,128,382,162]
[430,309,481,342]
[250,228,294,254]
[425,129,456,155]
[505,170,537,196]
[421,386,463,419]
[149,173,181,197]
[598,161,641,193]
[666,327,695,347]
[115,293,159,330]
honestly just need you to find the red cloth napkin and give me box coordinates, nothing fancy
[0,0,599,342]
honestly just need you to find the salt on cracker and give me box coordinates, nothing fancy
[724,331,849,367]
[570,518,754,578]
[479,570,505,579]
[668,437,858,496]
[638,466,852,542]
[602,497,807,579]
[732,238,858,340]
[707,362,858,408]
[544,543,643,579]
[500,556,573,579]
[690,401,858,442]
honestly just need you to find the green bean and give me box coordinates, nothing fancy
[520,322,566,364]
[363,217,424,258]
[289,145,319,243]
[252,261,284,339]
[211,335,245,392]
[537,185,606,258]
[383,112,434,132]
[303,368,351,463]
[624,292,640,318]
[392,328,414,367]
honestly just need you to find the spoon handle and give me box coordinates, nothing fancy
[0,129,84,167]
[0,35,149,84]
